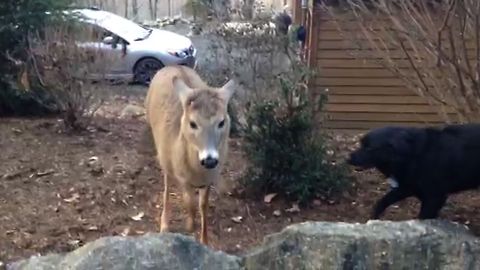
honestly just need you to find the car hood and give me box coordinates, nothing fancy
[138,29,192,51]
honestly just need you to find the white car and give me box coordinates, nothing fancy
[70,7,197,85]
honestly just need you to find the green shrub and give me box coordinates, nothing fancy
[0,85,57,116]
[0,0,73,116]
[241,61,350,205]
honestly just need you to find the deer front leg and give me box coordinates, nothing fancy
[198,186,210,245]
[182,185,196,233]
[159,173,171,232]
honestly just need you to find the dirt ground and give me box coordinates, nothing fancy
[1,85,480,264]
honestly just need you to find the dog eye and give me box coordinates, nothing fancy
[190,121,198,129]
[218,119,225,129]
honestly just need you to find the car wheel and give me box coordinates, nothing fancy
[134,58,164,85]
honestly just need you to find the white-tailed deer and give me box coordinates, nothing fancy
[145,65,235,245]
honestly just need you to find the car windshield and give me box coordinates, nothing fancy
[76,9,150,42]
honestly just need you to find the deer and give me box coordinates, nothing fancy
[144,65,236,245]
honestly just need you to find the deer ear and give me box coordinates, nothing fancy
[172,76,194,106]
[218,79,236,103]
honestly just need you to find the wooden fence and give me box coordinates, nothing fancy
[305,9,455,130]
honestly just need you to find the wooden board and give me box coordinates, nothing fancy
[317,59,420,68]
[324,104,456,113]
[317,40,479,51]
[318,20,393,31]
[317,68,406,78]
[327,95,430,105]
[325,112,457,123]
[315,77,409,87]
[316,49,478,60]
[320,86,417,96]
[317,49,408,59]
[322,120,445,130]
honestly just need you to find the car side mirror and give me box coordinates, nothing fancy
[102,36,114,45]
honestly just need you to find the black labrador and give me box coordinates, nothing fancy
[348,124,480,219]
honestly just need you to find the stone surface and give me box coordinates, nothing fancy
[244,220,480,270]
[9,220,480,270]
[8,233,243,270]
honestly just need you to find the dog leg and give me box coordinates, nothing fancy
[418,195,447,219]
[199,186,210,245]
[371,188,411,219]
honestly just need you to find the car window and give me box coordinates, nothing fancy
[72,22,105,42]
[94,13,149,41]
[76,22,125,45]
[70,9,146,43]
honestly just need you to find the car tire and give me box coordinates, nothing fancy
[134,58,164,86]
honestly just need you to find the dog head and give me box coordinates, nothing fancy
[347,126,424,176]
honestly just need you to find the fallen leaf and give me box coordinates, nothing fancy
[36,169,55,177]
[88,156,99,164]
[121,227,130,236]
[87,226,98,231]
[68,239,80,247]
[131,211,145,221]
[273,210,281,217]
[63,193,80,203]
[12,128,22,134]
[231,216,243,223]
[263,193,277,203]
[285,203,300,213]
[2,171,22,180]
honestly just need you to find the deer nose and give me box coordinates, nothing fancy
[200,156,218,169]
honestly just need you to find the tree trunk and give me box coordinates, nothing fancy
[148,0,154,20]
[241,0,254,20]
[132,0,138,20]
[154,0,158,19]
[192,0,197,21]
[168,0,171,17]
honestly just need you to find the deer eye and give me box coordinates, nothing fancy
[190,121,198,129]
[218,119,225,129]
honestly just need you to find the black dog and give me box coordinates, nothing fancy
[348,124,480,220]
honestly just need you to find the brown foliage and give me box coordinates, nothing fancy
[27,23,115,130]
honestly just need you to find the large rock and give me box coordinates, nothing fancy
[8,233,243,270]
[8,220,480,270]
[245,220,480,270]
